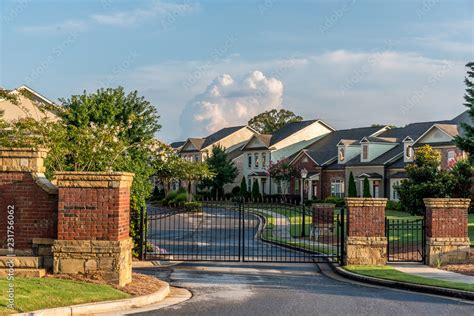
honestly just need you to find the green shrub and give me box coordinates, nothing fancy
[184,202,202,212]
[386,200,401,211]
[324,196,345,207]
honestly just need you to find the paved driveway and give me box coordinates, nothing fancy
[134,262,474,316]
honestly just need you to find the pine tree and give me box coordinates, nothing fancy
[252,180,261,200]
[348,171,357,197]
[363,177,372,198]
[240,176,248,197]
[454,62,474,164]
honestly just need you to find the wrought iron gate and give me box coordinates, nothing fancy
[143,200,344,264]
[385,218,425,263]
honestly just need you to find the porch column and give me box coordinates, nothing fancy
[308,180,312,200]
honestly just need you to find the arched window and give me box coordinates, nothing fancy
[339,147,345,161]
[405,145,413,159]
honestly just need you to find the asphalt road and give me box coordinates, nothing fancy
[134,262,474,316]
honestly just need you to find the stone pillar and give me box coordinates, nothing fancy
[312,203,335,236]
[52,172,134,286]
[345,198,387,265]
[424,198,471,266]
[0,148,58,251]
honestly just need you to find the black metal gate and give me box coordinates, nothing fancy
[385,218,425,262]
[143,200,344,264]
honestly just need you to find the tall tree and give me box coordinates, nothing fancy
[348,171,357,197]
[248,109,303,134]
[362,177,372,198]
[240,176,249,198]
[200,146,238,199]
[454,62,474,164]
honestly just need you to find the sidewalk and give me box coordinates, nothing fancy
[389,263,474,284]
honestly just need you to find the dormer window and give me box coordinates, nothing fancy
[405,145,413,159]
[362,145,368,160]
[339,147,345,161]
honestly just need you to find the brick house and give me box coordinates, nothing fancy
[288,126,388,201]
[240,119,335,195]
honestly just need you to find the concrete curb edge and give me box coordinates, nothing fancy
[329,263,474,301]
[12,279,171,316]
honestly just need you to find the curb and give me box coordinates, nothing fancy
[12,279,171,316]
[328,263,474,301]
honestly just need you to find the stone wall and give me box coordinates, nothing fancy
[345,198,387,265]
[424,198,471,266]
[0,148,58,250]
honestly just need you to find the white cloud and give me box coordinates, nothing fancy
[91,1,196,27]
[179,71,283,137]
[19,1,197,34]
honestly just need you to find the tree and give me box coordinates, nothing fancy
[200,146,238,199]
[268,159,299,200]
[252,180,261,200]
[248,109,303,134]
[240,176,249,198]
[450,160,473,202]
[362,177,371,198]
[396,145,454,215]
[348,171,357,197]
[454,62,474,164]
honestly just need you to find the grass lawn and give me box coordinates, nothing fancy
[344,265,474,292]
[0,277,129,314]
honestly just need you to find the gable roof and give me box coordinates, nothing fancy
[290,126,385,166]
[169,141,185,149]
[269,119,334,146]
[202,125,246,148]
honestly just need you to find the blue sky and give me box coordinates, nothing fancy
[1,0,473,141]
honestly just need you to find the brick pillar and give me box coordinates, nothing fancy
[345,198,387,265]
[0,148,58,252]
[424,198,471,266]
[52,172,134,286]
[312,203,335,236]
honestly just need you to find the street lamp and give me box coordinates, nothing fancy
[300,168,308,238]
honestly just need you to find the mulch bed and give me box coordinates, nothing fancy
[440,262,474,277]
[46,272,163,296]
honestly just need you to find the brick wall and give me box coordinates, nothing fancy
[0,148,58,250]
[345,198,386,237]
[321,170,345,199]
[424,198,469,238]
[56,172,134,242]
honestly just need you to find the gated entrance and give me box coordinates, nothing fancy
[385,218,425,263]
[144,201,344,264]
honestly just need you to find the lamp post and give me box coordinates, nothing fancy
[300,168,308,238]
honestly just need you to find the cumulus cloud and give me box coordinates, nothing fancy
[179,71,283,137]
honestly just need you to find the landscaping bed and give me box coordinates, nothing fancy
[0,273,162,314]
[344,265,474,292]
[440,262,474,277]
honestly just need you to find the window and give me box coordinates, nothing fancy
[405,145,413,159]
[362,145,368,160]
[254,153,259,168]
[262,153,267,168]
[392,180,400,200]
[247,154,252,168]
[331,180,345,198]
[339,147,345,161]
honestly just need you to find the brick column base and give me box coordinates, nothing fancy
[424,198,471,266]
[345,198,388,265]
[52,238,132,286]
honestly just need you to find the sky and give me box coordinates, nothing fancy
[1,0,473,142]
